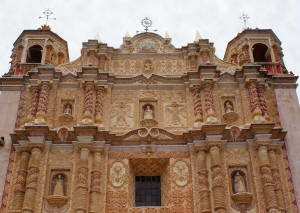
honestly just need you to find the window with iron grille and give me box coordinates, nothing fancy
[135,176,161,206]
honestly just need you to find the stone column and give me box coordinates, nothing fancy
[269,148,286,212]
[257,145,278,212]
[89,151,102,213]
[94,86,104,128]
[191,86,203,127]
[197,149,211,213]
[26,86,40,124]
[35,82,51,124]
[73,148,90,213]
[246,80,264,123]
[209,145,226,213]
[22,147,42,213]
[12,151,30,211]
[81,82,94,125]
[204,81,218,124]
[257,84,270,121]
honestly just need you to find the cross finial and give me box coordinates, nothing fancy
[39,9,56,26]
[136,17,158,34]
[240,13,250,29]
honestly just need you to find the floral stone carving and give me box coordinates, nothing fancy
[110,162,126,187]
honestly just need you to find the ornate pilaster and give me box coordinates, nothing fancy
[196,149,211,213]
[22,147,42,213]
[209,145,226,213]
[246,80,264,123]
[73,147,90,213]
[34,82,51,124]
[191,86,203,127]
[81,82,94,125]
[257,144,279,212]
[203,81,218,124]
[26,86,40,124]
[94,86,105,128]
[257,84,270,121]
[269,147,286,212]
[98,54,106,70]
[89,151,102,213]
[12,151,30,212]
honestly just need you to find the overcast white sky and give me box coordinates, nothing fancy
[0,0,299,100]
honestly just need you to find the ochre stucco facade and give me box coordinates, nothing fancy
[0,25,299,213]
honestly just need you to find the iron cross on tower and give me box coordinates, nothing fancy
[240,13,250,29]
[39,9,56,25]
[136,17,158,34]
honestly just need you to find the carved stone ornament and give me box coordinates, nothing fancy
[223,100,238,123]
[110,162,126,187]
[173,161,189,186]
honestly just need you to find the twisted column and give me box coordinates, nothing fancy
[209,145,226,213]
[26,86,39,124]
[12,151,30,211]
[197,150,211,213]
[35,82,51,123]
[81,83,94,125]
[246,80,264,123]
[94,86,104,128]
[73,148,90,213]
[257,84,270,121]
[269,148,286,212]
[257,145,278,212]
[89,151,102,213]
[191,87,203,126]
[204,81,218,124]
[22,147,42,213]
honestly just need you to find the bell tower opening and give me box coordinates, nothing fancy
[26,45,43,63]
[252,43,271,62]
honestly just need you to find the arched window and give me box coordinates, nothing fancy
[26,45,42,63]
[252,43,272,62]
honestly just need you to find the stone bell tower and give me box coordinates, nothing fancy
[8,25,69,76]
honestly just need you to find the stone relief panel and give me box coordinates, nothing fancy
[110,161,126,188]
[163,102,187,128]
[108,58,186,75]
[173,161,189,187]
[110,102,134,129]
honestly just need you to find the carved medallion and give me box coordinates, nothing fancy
[164,102,187,127]
[110,162,126,187]
[173,161,188,186]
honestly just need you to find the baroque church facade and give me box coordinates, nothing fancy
[0,24,299,213]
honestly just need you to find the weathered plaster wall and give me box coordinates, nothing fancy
[0,91,20,201]
[275,88,300,206]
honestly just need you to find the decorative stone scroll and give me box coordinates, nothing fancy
[110,162,126,188]
[173,161,189,187]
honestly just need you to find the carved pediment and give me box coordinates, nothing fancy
[120,32,176,54]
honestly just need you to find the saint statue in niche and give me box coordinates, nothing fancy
[143,105,154,120]
[232,171,247,194]
[224,100,234,113]
[63,104,72,115]
[52,174,65,196]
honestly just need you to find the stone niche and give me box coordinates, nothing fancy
[44,169,70,213]
[139,99,158,128]
[58,99,75,126]
[221,96,239,124]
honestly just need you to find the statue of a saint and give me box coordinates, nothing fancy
[143,105,154,120]
[64,104,72,115]
[224,101,234,113]
[233,171,247,194]
[53,174,65,196]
